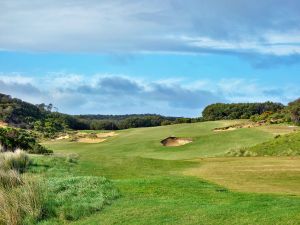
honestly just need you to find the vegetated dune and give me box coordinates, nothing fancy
[161,137,193,147]
[213,122,265,132]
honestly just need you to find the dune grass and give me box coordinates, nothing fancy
[35,121,300,224]
[0,149,31,173]
[247,131,300,156]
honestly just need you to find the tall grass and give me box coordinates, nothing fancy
[0,149,31,173]
[0,151,51,225]
[0,176,49,225]
[0,170,23,189]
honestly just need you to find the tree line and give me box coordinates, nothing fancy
[0,93,197,135]
[1,92,299,136]
[202,100,300,125]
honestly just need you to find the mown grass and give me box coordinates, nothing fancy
[184,157,300,195]
[71,176,300,225]
[34,121,300,224]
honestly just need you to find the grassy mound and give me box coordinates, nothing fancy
[43,176,120,223]
[227,131,300,156]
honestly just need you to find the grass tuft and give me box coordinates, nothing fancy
[0,170,23,189]
[0,149,31,173]
[46,176,120,221]
[0,176,50,225]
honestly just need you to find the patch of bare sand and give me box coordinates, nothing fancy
[77,138,106,143]
[56,134,70,140]
[96,131,118,138]
[77,132,118,143]
[161,137,192,147]
[0,121,8,128]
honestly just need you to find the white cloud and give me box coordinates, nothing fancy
[1,0,300,56]
[0,74,298,117]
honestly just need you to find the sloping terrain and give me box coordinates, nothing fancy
[38,120,300,225]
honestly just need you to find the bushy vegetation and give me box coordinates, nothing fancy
[77,114,200,130]
[202,102,284,121]
[0,127,52,154]
[0,93,198,133]
[203,99,300,127]
[0,93,88,133]
[288,98,300,125]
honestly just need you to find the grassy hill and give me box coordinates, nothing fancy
[28,120,300,224]
[247,131,300,156]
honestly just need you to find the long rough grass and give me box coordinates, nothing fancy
[0,176,48,225]
[46,176,120,222]
[0,151,51,225]
[0,149,31,173]
[0,170,23,189]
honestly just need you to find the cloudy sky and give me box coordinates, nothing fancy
[0,0,300,117]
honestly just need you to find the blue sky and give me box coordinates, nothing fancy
[0,0,300,117]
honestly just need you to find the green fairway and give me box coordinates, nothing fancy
[36,120,300,224]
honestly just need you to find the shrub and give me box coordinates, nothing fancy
[0,127,52,154]
[28,144,52,155]
[0,149,31,173]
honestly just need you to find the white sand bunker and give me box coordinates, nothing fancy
[77,137,106,143]
[56,134,70,140]
[55,131,118,143]
[161,137,193,147]
[77,131,118,143]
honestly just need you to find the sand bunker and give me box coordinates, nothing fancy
[77,131,118,143]
[0,121,8,128]
[77,138,106,143]
[56,134,70,140]
[96,132,118,138]
[54,131,118,143]
[161,137,193,147]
